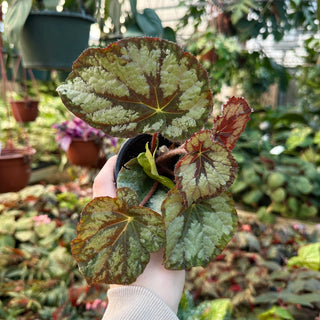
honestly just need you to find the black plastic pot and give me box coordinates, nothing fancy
[114,134,178,181]
[18,11,95,70]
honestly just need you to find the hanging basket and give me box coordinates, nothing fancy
[0,148,35,193]
[10,98,39,122]
[18,11,95,71]
[66,138,101,168]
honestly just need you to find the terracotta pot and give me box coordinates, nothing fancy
[10,99,39,122]
[66,138,101,168]
[0,148,35,193]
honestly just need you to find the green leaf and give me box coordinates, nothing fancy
[258,306,294,320]
[175,130,238,206]
[71,187,165,284]
[136,9,163,37]
[137,143,175,189]
[117,157,168,213]
[0,214,15,235]
[229,0,257,25]
[286,127,313,150]
[4,0,32,44]
[287,242,320,271]
[163,26,177,42]
[198,299,232,320]
[163,190,237,269]
[34,221,56,238]
[57,37,213,142]
[0,234,15,248]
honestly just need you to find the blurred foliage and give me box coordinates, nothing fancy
[178,0,320,220]
[178,1,318,42]
[186,30,289,100]
[185,217,320,320]
[0,78,70,166]
[230,105,320,219]
[0,183,108,319]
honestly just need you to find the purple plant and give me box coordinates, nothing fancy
[52,117,118,151]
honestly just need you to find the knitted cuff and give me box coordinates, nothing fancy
[101,285,179,320]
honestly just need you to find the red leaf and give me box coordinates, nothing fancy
[175,130,237,205]
[211,96,252,150]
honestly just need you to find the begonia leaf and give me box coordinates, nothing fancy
[71,187,165,285]
[117,157,168,213]
[175,130,238,206]
[57,37,213,142]
[163,189,238,269]
[211,96,252,150]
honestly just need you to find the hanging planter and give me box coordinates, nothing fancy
[18,11,95,70]
[8,57,40,123]
[0,147,35,193]
[66,138,101,168]
[10,98,39,123]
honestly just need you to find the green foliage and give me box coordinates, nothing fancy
[186,31,289,100]
[0,90,68,166]
[185,216,320,319]
[287,243,320,271]
[178,1,318,42]
[230,102,320,219]
[0,184,108,319]
[258,306,294,320]
[178,291,232,320]
[124,0,176,41]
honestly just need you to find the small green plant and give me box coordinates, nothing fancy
[57,37,252,285]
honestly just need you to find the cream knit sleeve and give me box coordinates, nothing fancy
[101,285,179,320]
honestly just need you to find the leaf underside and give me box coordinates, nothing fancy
[71,187,165,285]
[57,37,213,142]
[175,130,238,206]
[211,96,253,150]
[163,189,238,269]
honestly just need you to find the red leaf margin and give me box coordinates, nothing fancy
[211,96,253,150]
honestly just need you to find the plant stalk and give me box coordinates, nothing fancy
[155,144,187,165]
[140,181,159,207]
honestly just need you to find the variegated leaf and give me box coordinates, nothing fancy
[57,37,213,142]
[71,187,165,285]
[163,189,238,269]
[175,130,238,206]
[211,96,252,150]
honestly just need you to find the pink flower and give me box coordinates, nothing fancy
[33,214,51,226]
[85,299,108,312]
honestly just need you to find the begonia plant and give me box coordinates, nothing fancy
[57,37,253,285]
[52,117,118,152]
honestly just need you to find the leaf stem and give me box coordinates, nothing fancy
[151,133,158,154]
[140,181,159,207]
[156,144,187,165]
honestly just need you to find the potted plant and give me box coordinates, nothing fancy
[53,117,118,168]
[57,37,252,285]
[0,28,36,193]
[3,0,102,70]
[9,57,40,123]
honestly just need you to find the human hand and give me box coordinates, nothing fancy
[93,155,185,313]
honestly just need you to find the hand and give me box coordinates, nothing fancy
[93,155,185,313]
